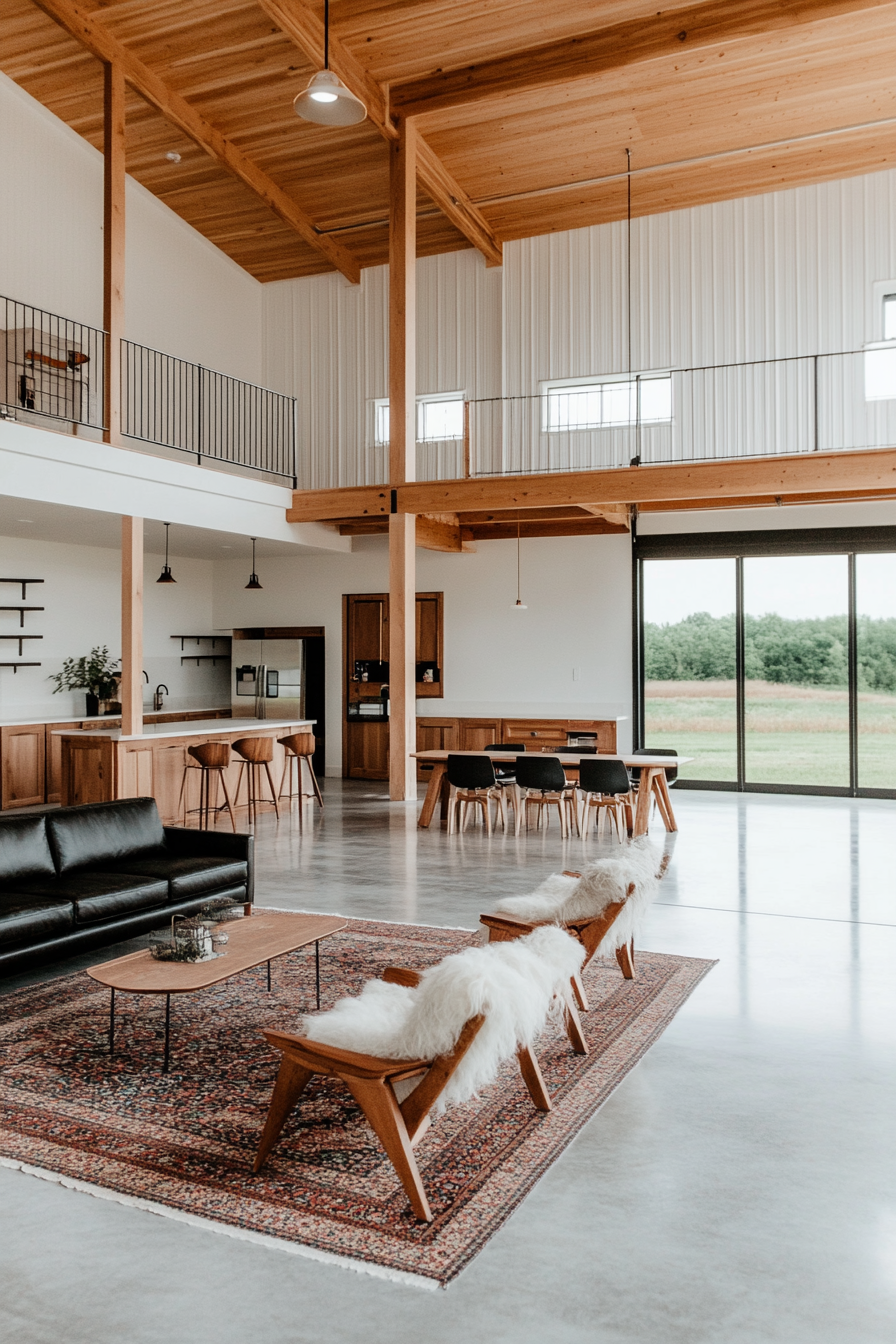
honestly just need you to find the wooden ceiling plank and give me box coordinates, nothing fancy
[31,0,361,282]
[256,0,502,266]
[389,0,894,117]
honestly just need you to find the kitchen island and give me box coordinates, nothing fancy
[56,717,314,823]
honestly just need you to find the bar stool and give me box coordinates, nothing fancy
[278,732,323,810]
[178,741,236,831]
[232,737,280,823]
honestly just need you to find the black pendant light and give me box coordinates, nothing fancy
[245,537,263,590]
[157,522,176,584]
[512,515,527,609]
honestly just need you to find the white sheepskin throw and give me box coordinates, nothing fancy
[302,925,584,1110]
[492,839,664,956]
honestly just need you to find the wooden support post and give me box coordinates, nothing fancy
[388,118,418,802]
[121,516,143,737]
[103,61,125,446]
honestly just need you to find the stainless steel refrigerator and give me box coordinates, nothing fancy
[232,636,305,720]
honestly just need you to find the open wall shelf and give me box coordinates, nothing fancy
[0,578,44,599]
[172,634,232,667]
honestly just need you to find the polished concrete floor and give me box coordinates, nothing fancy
[2,783,896,1343]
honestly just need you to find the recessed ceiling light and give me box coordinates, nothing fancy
[166,151,182,163]
[220,545,232,550]
[17,518,34,524]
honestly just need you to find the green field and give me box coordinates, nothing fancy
[645,680,896,787]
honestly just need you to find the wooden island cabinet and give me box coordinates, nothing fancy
[0,709,232,810]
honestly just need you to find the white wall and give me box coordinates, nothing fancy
[0,534,229,721]
[0,71,262,381]
[267,164,896,484]
[212,533,633,774]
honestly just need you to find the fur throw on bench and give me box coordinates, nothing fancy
[303,925,584,1110]
[491,839,664,957]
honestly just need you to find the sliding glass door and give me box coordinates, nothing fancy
[743,555,850,787]
[642,558,737,782]
[856,553,896,789]
[636,530,896,797]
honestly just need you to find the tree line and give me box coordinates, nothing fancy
[644,611,896,691]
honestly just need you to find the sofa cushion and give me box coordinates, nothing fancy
[46,798,165,875]
[0,893,74,947]
[0,814,56,883]
[107,856,249,901]
[15,872,168,924]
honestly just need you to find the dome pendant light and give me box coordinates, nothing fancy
[245,537,263,591]
[512,515,527,610]
[157,522,176,584]
[293,0,367,128]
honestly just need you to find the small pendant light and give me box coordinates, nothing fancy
[245,537,263,590]
[157,522,176,584]
[293,0,367,127]
[512,515,527,609]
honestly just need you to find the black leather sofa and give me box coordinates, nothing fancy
[0,797,253,974]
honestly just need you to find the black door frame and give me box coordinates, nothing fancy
[633,526,896,799]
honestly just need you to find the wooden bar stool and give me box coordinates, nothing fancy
[178,741,237,831]
[278,732,323,811]
[232,737,280,824]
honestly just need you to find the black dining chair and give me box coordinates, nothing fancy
[445,754,502,835]
[630,747,679,785]
[513,755,578,838]
[486,742,526,825]
[577,758,634,841]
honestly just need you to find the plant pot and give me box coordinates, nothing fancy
[85,693,100,717]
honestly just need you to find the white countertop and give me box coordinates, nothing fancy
[0,706,230,727]
[54,717,314,743]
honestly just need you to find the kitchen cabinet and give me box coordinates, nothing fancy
[1,724,46,808]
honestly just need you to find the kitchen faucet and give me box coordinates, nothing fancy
[153,683,169,711]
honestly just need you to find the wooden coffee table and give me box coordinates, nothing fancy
[87,911,347,1072]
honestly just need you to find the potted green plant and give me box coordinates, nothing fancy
[49,646,121,717]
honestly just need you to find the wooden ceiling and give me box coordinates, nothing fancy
[3,0,896,282]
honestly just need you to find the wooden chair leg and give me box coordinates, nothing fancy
[482,793,492,837]
[253,1055,314,1172]
[263,761,281,818]
[344,1076,432,1222]
[571,970,590,1012]
[515,790,524,836]
[516,1045,552,1112]
[305,756,324,809]
[615,939,636,979]
[563,991,589,1055]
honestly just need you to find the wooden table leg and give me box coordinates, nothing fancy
[632,769,654,837]
[418,762,446,828]
[654,771,678,831]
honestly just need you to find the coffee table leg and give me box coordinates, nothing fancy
[109,987,115,1058]
[316,939,320,1009]
[267,959,272,992]
[163,993,171,1074]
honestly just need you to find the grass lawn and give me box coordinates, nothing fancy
[645,680,896,788]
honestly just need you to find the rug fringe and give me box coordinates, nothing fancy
[0,1157,442,1292]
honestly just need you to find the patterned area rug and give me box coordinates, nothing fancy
[0,916,714,1287]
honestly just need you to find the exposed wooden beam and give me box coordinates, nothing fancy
[256,0,502,267]
[102,61,125,447]
[388,118,417,802]
[417,514,475,551]
[389,0,892,118]
[120,516,143,738]
[287,449,896,521]
[468,518,629,540]
[578,503,631,528]
[32,0,360,283]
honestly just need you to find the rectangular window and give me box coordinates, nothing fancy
[884,294,896,342]
[372,393,465,447]
[542,373,671,432]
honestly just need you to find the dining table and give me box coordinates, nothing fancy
[411,750,692,836]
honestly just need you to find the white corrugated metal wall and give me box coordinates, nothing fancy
[263,166,896,488]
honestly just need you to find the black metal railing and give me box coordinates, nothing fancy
[0,294,105,431]
[121,341,297,485]
[462,349,896,478]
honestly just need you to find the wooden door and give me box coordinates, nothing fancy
[416,718,458,780]
[152,743,188,824]
[350,596,387,663]
[346,722,389,779]
[45,724,63,804]
[1,724,46,808]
